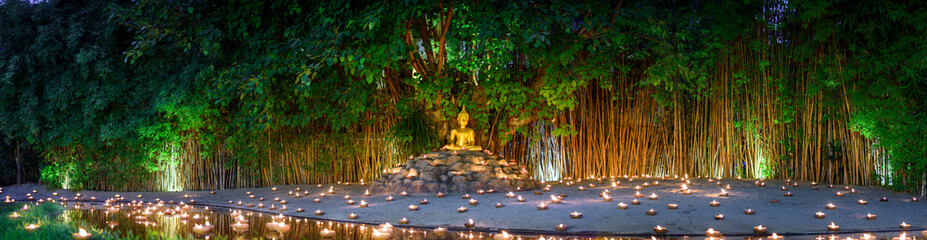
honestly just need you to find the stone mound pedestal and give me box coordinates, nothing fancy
[370,151,537,193]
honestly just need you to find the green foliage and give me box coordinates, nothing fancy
[0,203,196,240]
[387,101,440,156]
[0,0,924,193]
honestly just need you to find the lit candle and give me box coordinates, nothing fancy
[72,228,92,240]
[419,199,429,204]
[9,212,19,219]
[468,199,479,205]
[506,192,515,198]
[815,212,826,219]
[784,192,793,197]
[464,219,475,229]
[570,212,583,218]
[709,200,720,207]
[398,217,409,224]
[359,200,368,208]
[653,225,667,234]
[348,213,358,219]
[631,199,641,205]
[24,224,38,232]
[715,214,724,220]
[827,222,839,231]
[603,195,613,202]
[634,191,644,198]
[372,228,390,240]
[493,230,514,240]
[296,208,304,212]
[516,196,525,202]
[346,200,355,205]
[724,184,732,190]
[462,194,471,199]
[753,225,767,235]
[495,202,505,208]
[385,196,394,201]
[433,227,447,236]
[826,203,836,209]
[858,199,868,205]
[408,204,418,211]
[577,186,585,191]
[400,191,408,196]
[537,203,548,210]
[719,189,729,196]
[231,221,249,232]
[275,222,291,233]
[706,228,721,237]
[458,206,468,213]
[550,195,561,204]
[900,222,911,229]
[314,210,324,216]
[555,224,567,231]
[836,192,845,197]
[364,190,371,196]
[648,193,658,200]
[320,228,336,238]
[866,213,876,220]
[668,204,679,209]
[646,209,657,216]
[436,192,445,198]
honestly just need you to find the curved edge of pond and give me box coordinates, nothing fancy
[9,199,925,238]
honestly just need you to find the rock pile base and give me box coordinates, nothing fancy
[370,151,537,193]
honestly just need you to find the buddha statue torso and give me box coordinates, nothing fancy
[443,107,482,151]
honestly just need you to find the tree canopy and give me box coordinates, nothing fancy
[0,0,924,193]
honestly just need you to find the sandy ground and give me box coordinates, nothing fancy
[3,178,925,236]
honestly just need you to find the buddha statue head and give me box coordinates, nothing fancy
[457,107,469,128]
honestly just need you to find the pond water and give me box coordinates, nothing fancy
[61,202,924,240]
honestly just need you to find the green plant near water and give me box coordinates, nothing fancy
[0,203,205,240]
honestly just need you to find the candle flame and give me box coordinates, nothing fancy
[78,228,89,236]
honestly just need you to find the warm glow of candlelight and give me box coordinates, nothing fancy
[827,222,839,231]
[321,228,335,237]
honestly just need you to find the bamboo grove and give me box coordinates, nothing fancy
[0,1,924,195]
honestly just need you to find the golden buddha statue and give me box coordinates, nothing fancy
[443,107,482,151]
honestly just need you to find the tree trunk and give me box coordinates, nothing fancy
[15,140,22,185]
